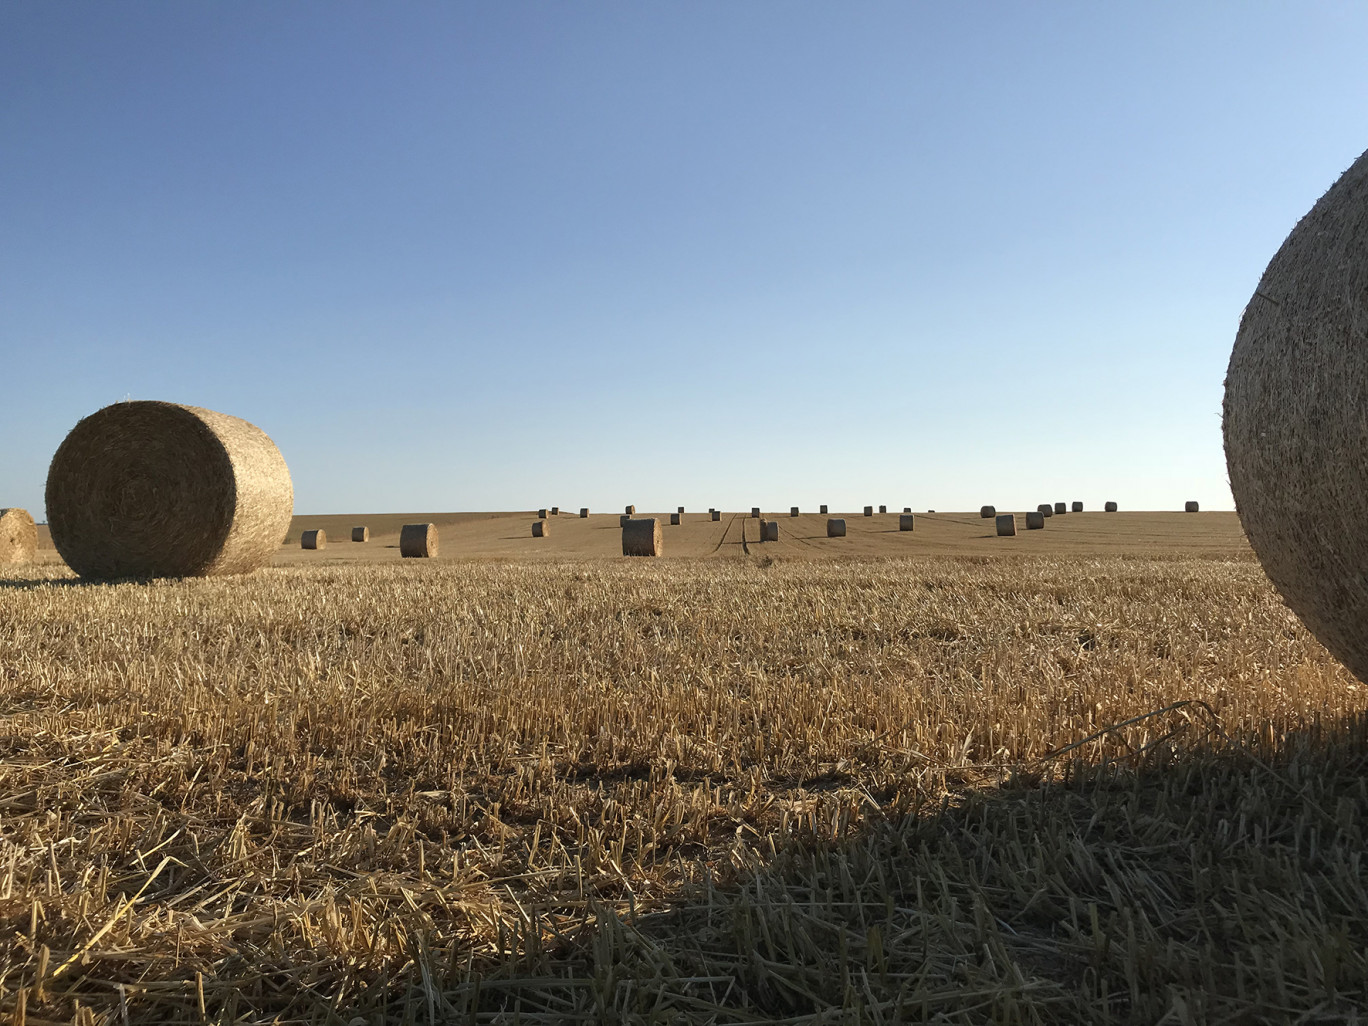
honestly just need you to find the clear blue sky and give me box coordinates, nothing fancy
[3,3,1365,515]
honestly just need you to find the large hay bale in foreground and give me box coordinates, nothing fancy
[532,521,547,537]
[0,508,37,565]
[995,514,1016,537]
[1071,501,1083,513]
[46,401,293,579]
[1185,501,1199,512]
[1224,147,1368,684]
[301,529,325,550]
[622,517,662,556]
[1026,511,1045,530]
[980,505,995,518]
[899,514,914,532]
[400,523,438,558]
[351,526,368,543]
[827,518,846,537]
[1105,501,1118,512]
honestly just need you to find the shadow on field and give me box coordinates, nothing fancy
[0,576,103,590]
[446,711,1368,1024]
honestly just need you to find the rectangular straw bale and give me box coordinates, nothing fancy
[351,526,368,542]
[996,514,1016,536]
[622,517,662,556]
[899,514,915,531]
[827,518,846,537]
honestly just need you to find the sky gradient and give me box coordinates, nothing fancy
[4,3,1367,516]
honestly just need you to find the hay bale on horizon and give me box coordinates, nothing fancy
[538,509,548,518]
[762,520,779,542]
[580,508,589,518]
[45,401,293,579]
[301,529,325,550]
[903,507,912,514]
[351,526,368,543]
[899,514,914,532]
[1026,511,1045,530]
[1072,501,1083,513]
[995,514,1016,536]
[532,521,547,537]
[820,504,828,514]
[551,507,559,515]
[864,506,873,517]
[670,512,682,525]
[827,518,846,537]
[879,505,887,514]
[711,509,721,521]
[790,506,799,517]
[622,517,662,557]
[980,505,995,518]
[1105,501,1118,512]
[1038,504,1054,518]
[400,523,438,558]
[625,505,635,515]
[0,508,37,566]
[1054,502,1067,515]
[751,507,761,518]
[1185,501,1199,512]
[678,506,685,514]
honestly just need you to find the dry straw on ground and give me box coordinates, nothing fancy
[399,523,437,558]
[1027,511,1045,529]
[996,513,1016,536]
[827,518,846,537]
[1106,501,1119,512]
[532,521,547,537]
[300,529,325,550]
[351,526,368,543]
[900,514,915,532]
[1186,501,1200,512]
[1225,147,1368,685]
[980,505,995,518]
[621,517,662,556]
[0,507,36,565]
[45,400,293,579]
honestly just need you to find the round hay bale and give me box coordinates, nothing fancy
[351,526,368,543]
[580,508,589,518]
[819,505,828,515]
[899,514,915,532]
[711,509,721,521]
[762,520,779,542]
[879,505,887,514]
[1026,511,1045,530]
[1053,502,1067,515]
[622,517,662,557]
[995,514,1016,536]
[670,512,682,525]
[903,507,912,514]
[620,514,631,527]
[1038,504,1054,518]
[1185,501,1199,513]
[625,505,635,515]
[532,521,547,537]
[0,508,37,566]
[1224,148,1368,683]
[980,505,995,518]
[1105,501,1118,512]
[538,509,548,519]
[790,506,799,517]
[46,401,293,579]
[751,507,761,518]
[551,507,559,516]
[677,506,685,515]
[827,518,846,537]
[863,506,873,517]
[400,523,437,558]
[301,529,325,550]
[1071,501,1083,513]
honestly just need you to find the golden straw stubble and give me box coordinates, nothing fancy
[45,401,293,579]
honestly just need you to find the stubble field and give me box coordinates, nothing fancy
[2,512,1366,1023]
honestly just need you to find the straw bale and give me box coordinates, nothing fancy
[980,505,995,518]
[790,506,799,517]
[903,507,912,513]
[1072,501,1083,513]
[551,507,559,515]
[899,514,915,531]
[45,401,293,579]
[670,513,681,525]
[678,506,685,514]
[864,506,873,517]
[827,518,846,537]
[761,520,778,542]
[1026,511,1045,530]
[1054,502,1067,515]
[580,508,589,518]
[538,509,548,519]
[1185,501,1199,512]
[1105,501,1118,512]
[625,505,635,515]
[820,505,828,514]
[620,514,631,527]
[1038,504,1054,518]
[532,521,547,537]
[879,505,887,514]
[995,514,1016,536]
[400,523,438,558]
[351,526,368,543]
[622,517,662,556]
[1225,146,1368,682]
[711,510,721,521]
[0,508,37,566]
[301,529,325,550]
[752,507,761,518]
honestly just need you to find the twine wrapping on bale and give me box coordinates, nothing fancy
[1185,501,1199,512]
[1072,501,1083,513]
[1054,502,1067,515]
[1105,501,1118,512]
[827,518,846,537]
[0,508,37,566]
[711,509,721,521]
[820,505,828,515]
[45,401,293,579]
[1026,511,1045,530]
[1224,147,1368,684]
[400,523,437,558]
[580,508,589,518]
[996,514,1016,537]
[761,520,778,542]
[1038,504,1054,518]
[899,514,915,532]
[980,505,996,518]
[670,512,682,525]
[351,526,368,543]
[301,529,325,550]
[622,517,662,557]
[532,521,547,537]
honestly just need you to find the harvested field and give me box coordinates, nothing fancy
[1,539,1365,1022]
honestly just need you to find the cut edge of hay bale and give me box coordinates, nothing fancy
[400,523,438,558]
